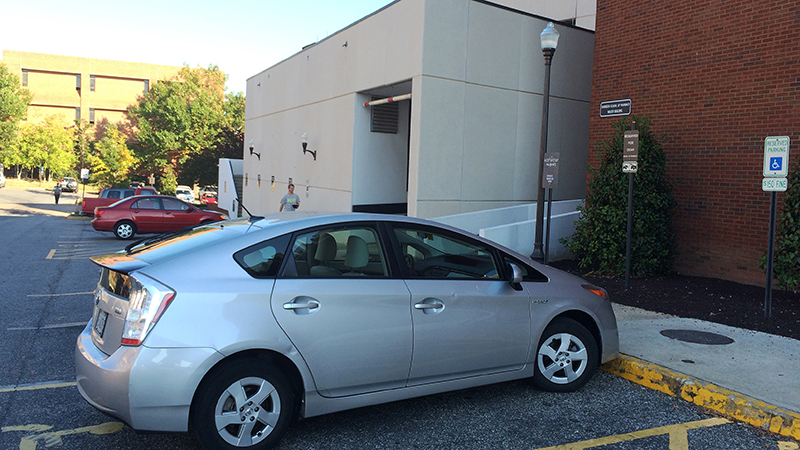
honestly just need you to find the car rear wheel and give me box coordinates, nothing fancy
[113,221,136,239]
[533,317,598,392]
[193,359,294,450]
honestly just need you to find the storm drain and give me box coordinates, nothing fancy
[660,329,735,345]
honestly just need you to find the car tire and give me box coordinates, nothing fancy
[532,317,598,392]
[192,359,294,450]
[113,221,136,240]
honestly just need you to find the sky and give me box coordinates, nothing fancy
[0,0,396,94]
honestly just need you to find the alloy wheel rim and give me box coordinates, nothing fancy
[537,332,589,384]
[214,376,281,447]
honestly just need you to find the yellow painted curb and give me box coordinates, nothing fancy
[601,354,800,440]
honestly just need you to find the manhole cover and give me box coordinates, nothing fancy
[660,329,735,345]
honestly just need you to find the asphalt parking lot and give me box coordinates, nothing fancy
[0,186,796,450]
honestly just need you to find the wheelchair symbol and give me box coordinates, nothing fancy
[770,157,782,171]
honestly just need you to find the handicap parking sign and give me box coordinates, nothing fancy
[763,137,790,177]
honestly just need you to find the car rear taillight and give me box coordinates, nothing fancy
[94,208,104,218]
[121,274,175,346]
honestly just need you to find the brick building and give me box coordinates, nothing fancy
[589,0,799,285]
[1,50,182,127]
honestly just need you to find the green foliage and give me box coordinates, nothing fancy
[769,161,800,292]
[128,66,228,177]
[158,165,178,195]
[88,124,137,187]
[17,115,76,178]
[179,92,245,186]
[562,116,677,276]
[0,63,33,164]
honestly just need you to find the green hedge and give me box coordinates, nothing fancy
[765,161,800,292]
[562,116,677,276]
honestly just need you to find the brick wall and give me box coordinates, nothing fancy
[589,0,800,286]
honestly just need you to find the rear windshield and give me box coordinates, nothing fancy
[127,226,232,263]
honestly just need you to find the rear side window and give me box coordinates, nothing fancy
[107,191,121,199]
[234,235,291,279]
[286,226,388,278]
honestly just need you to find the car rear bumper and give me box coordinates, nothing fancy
[76,323,221,432]
[90,219,113,231]
[75,323,135,426]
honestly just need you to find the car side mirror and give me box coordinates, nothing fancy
[508,263,523,290]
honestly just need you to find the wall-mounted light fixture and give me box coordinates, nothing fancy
[301,134,317,161]
[249,140,261,160]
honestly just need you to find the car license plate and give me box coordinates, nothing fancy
[94,309,108,338]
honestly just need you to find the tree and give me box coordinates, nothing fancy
[127,65,227,179]
[17,115,76,180]
[562,116,677,276]
[88,124,136,187]
[180,91,245,185]
[71,119,94,179]
[0,63,33,166]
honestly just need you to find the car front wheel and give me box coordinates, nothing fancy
[192,359,295,450]
[113,221,136,239]
[533,317,598,392]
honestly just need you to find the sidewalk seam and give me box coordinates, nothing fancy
[601,354,800,440]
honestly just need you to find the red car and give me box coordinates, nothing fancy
[91,195,227,239]
[200,192,218,205]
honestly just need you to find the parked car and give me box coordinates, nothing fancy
[175,185,194,203]
[200,192,217,205]
[60,177,78,192]
[90,195,227,239]
[76,212,619,449]
[80,187,158,215]
[198,185,217,199]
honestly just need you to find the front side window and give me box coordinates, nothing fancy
[287,226,388,278]
[162,198,189,211]
[131,198,161,210]
[234,235,291,279]
[393,227,499,279]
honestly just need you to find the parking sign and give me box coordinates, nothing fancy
[763,136,790,177]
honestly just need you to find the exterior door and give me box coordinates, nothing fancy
[271,225,413,397]
[161,198,193,230]
[128,198,164,232]
[391,226,531,386]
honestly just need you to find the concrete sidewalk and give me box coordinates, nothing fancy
[603,304,800,440]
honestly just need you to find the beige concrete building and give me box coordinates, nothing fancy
[1,50,182,126]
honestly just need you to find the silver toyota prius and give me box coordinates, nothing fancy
[76,212,618,450]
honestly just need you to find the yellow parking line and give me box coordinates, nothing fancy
[533,417,730,450]
[0,381,76,394]
[45,249,56,259]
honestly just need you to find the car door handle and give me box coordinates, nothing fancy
[283,299,320,312]
[284,300,319,309]
[414,302,444,310]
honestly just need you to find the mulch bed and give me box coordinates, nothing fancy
[549,260,800,341]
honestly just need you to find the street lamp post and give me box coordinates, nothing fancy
[532,22,559,262]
